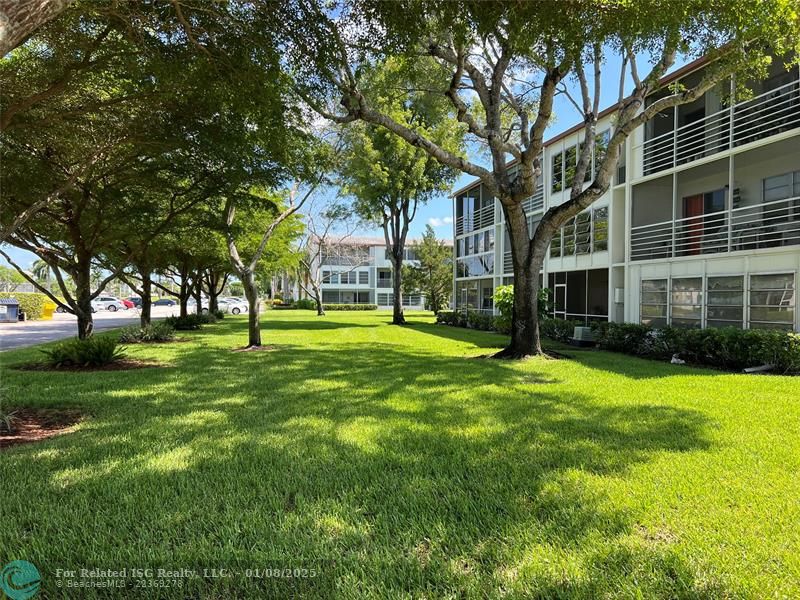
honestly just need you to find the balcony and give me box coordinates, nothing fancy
[640,78,800,177]
[455,203,494,236]
[630,196,800,261]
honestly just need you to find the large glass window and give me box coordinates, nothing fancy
[763,171,800,220]
[706,276,744,328]
[550,229,562,258]
[593,207,609,251]
[358,271,369,285]
[641,279,668,327]
[671,277,703,328]
[551,151,563,193]
[749,273,795,329]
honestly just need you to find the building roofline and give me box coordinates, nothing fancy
[450,54,714,198]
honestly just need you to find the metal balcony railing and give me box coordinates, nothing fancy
[377,280,392,288]
[630,196,800,261]
[455,203,494,235]
[640,78,800,177]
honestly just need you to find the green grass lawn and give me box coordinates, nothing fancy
[1,311,799,598]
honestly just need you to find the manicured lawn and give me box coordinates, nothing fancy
[1,311,798,598]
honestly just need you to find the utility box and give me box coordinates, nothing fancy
[0,298,20,323]
[570,326,595,348]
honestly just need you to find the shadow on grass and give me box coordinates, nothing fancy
[0,332,732,597]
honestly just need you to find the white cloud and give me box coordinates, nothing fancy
[427,216,453,227]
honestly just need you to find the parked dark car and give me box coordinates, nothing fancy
[126,296,142,307]
[153,298,176,306]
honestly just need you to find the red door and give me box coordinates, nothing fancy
[683,194,704,255]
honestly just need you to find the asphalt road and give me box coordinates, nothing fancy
[0,306,180,351]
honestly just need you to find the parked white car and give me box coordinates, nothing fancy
[218,298,248,315]
[91,296,126,312]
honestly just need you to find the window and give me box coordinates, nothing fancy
[322,270,331,284]
[707,276,744,328]
[550,229,562,258]
[322,290,339,303]
[358,271,369,285]
[551,150,563,193]
[593,130,610,178]
[641,279,668,327]
[329,272,339,284]
[565,145,577,189]
[671,277,703,328]
[563,218,576,256]
[484,230,494,252]
[763,171,800,221]
[575,211,592,254]
[339,271,357,285]
[593,207,609,252]
[457,238,465,257]
[749,273,795,329]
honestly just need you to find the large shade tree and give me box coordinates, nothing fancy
[278,0,800,356]
[339,57,464,325]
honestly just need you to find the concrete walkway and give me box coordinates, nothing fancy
[0,306,179,351]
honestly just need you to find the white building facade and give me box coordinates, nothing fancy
[302,236,450,309]
[452,56,800,332]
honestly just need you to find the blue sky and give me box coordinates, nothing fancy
[2,47,688,269]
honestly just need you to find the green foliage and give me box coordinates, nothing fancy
[591,323,800,374]
[119,323,176,344]
[212,310,226,320]
[466,311,495,331]
[436,310,463,327]
[0,291,48,319]
[322,304,378,311]
[0,266,26,291]
[164,315,206,330]
[293,298,317,310]
[41,336,126,367]
[402,225,453,313]
[539,317,584,343]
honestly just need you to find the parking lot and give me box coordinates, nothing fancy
[0,305,180,351]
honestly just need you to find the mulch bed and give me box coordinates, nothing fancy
[0,409,83,450]
[12,359,164,372]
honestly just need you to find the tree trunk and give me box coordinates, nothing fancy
[391,257,405,325]
[140,274,152,327]
[494,202,541,358]
[178,274,189,317]
[73,266,93,340]
[312,283,325,316]
[193,278,203,314]
[242,270,261,347]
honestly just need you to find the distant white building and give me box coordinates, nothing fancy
[451,54,799,331]
[297,236,452,309]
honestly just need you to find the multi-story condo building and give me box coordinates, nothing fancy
[452,55,800,331]
[298,236,451,309]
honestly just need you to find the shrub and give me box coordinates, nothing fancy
[436,311,466,327]
[465,310,494,331]
[164,315,203,330]
[197,312,217,325]
[41,336,126,367]
[212,309,225,320]
[590,322,800,374]
[0,291,48,319]
[322,304,378,311]
[539,317,583,343]
[293,298,317,310]
[491,286,552,331]
[119,322,176,343]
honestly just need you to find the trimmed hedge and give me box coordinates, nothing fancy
[164,313,217,330]
[437,310,800,374]
[591,322,800,374]
[322,304,377,311]
[0,291,48,320]
[119,322,176,343]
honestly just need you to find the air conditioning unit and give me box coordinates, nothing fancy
[570,326,596,347]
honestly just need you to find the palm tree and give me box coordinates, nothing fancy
[31,259,50,283]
